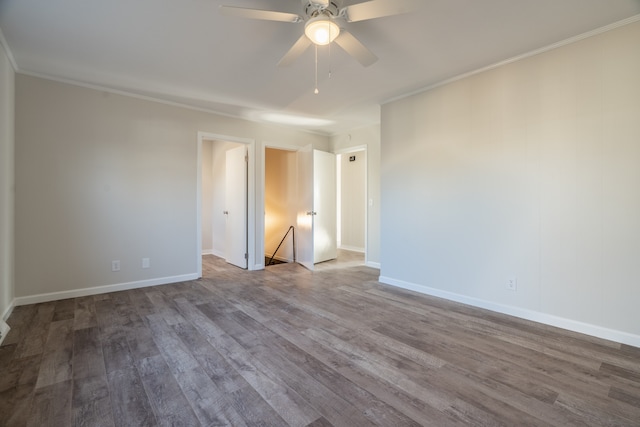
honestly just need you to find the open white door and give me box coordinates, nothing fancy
[313,150,337,263]
[296,145,314,270]
[225,145,247,269]
[296,147,337,270]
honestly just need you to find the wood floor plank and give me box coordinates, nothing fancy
[102,336,133,375]
[26,379,72,427]
[227,309,423,427]
[609,385,640,409]
[13,303,55,358]
[35,319,74,389]
[305,417,334,427]
[228,385,288,427]
[190,304,322,427]
[601,362,640,383]
[212,312,373,427]
[262,317,459,426]
[554,391,638,426]
[73,297,98,331]
[72,375,115,427]
[107,367,157,427]
[144,290,185,325]
[136,355,201,427]
[0,353,40,394]
[0,383,36,427]
[125,320,161,362]
[126,289,157,318]
[302,326,457,413]
[52,299,76,322]
[73,326,106,380]
[169,312,249,395]
[145,313,239,426]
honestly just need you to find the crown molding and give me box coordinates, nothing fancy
[17,68,332,137]
[383,14,640,106]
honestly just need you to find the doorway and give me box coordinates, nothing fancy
[264,147,297,266]
[263,144,337,270]
[197,132,255,276]
[336,148,366,254]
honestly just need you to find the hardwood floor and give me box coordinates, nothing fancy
[2,251,640,426]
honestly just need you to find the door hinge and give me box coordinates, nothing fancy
[244,253,248,260]
[244,154,248,163]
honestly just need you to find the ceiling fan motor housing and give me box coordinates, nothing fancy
[305,1,341,19]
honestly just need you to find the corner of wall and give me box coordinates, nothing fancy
[0,24,16,339]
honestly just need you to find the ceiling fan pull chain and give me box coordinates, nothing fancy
[328,22,332,79]
[314,44,319,94]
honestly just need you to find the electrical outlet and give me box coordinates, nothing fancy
[507,277,517,291]
[142,258,150,269]
[112,260,121,272]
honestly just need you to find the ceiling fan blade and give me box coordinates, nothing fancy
[278,34,312,67]
[333,29,378,67]
[219,5,302,23]
[341,0,419,23]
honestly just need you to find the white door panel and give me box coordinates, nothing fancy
[296,145,314,270]
[225,145,247,269]
[296,147,337,269]
[313,150,337,263]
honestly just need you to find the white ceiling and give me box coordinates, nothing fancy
[1,0,640,135]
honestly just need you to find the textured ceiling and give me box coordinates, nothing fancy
[1,0,640,135]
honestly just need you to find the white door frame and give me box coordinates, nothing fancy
[334,144,368,264]
[197,132,256,276]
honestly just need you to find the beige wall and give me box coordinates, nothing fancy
[339,150,366,251]
[15,75,328,301]
[380,21,640,346]
[0,41,14,321]
[331,124,381,266]
[264,148,297,261]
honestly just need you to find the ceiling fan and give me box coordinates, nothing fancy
[219,0,419,67]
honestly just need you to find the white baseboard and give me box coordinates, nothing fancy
[365,261,381,269]
[378,275,640,349]
[13,273,199,307]
[211,249,225,258]
[339,245,365,253]
[202,249,225,258]
[0,320,10,346]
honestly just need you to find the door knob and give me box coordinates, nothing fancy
[223,211,229,215]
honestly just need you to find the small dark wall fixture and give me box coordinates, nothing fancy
[349,155,356,162]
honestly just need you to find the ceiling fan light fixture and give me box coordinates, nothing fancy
[304,17,340,45]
